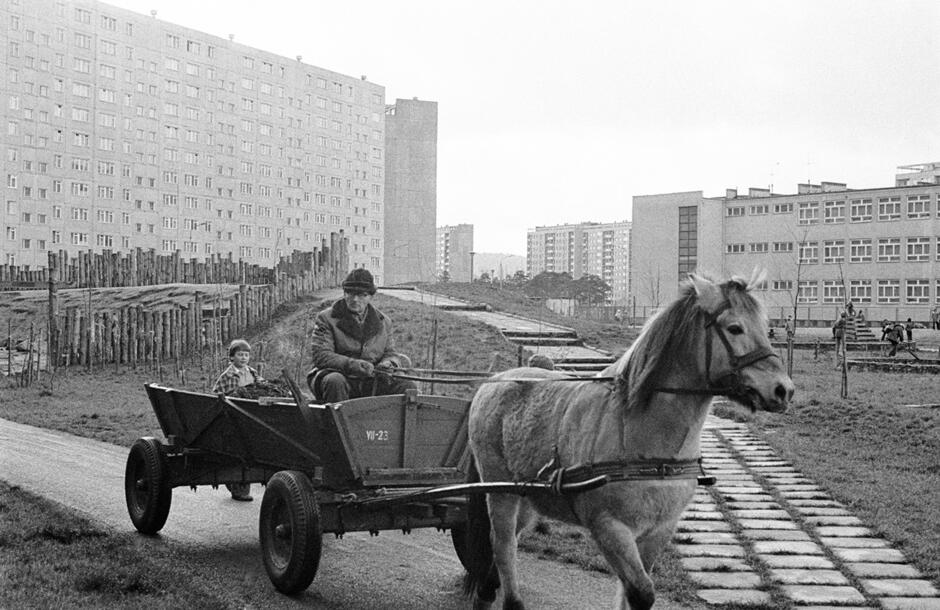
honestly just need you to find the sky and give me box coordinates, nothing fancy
[106,0,940,256]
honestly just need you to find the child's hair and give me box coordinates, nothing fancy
[228,338,251,358]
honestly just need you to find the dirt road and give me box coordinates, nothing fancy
[1,417,691,609]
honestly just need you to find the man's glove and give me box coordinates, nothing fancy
[349,359,375,378]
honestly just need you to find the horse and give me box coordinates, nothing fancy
[462,273,794,610]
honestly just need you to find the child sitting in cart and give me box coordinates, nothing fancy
[213,338,262,501]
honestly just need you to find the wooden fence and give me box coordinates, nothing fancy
[1,232,347,290]
[1,235,348,381]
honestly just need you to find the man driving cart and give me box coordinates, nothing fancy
[308,268,415,402]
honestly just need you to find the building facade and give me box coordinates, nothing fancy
[630,165,940,323]
[436,223,473,282]
[383,98,437,286]
[526,221,631,304]
[0,0,432,286]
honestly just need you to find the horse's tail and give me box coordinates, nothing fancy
[461,457,500,601]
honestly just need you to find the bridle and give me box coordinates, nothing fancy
[655,299,779,397]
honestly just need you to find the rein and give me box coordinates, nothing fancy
[536,454,715,494]
[654,299,779,396]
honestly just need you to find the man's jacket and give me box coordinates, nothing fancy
[310,299,406,376]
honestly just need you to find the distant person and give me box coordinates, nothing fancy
[933,305,940,331]
[881,319,891,342]
[212,338,263,502]
[845,301,855,317]
[832,312,847,368]
[307,268,415,402]
[527,354,555,370]
[614,309,624,324]
[885,322,904,357]
[785,315,795,340]
[905,318,914,342]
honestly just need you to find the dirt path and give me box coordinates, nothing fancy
[1,417,701,609]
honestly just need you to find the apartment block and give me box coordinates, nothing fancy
[526,221,631,304]
[630,165,940,323]
[436,223,473,282]
[0,0,425,285]
[383,98,437,286]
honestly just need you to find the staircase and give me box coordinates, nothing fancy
[845,315,878,342]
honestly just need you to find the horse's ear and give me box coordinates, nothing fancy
[748,267,767,290]
[688,273,714,298]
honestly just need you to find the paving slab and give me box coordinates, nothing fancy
[751,540,824,555]
[737,518,799,530]
[832,547,907,563]
[814,525,875,537]
[696,589,773,605]
[757,555,836,569]
[715,486,767,495]
[778,490,833,499]
[768,568,850,585]
[780,585,866,604]
[688,572,762,588]
[790,506,853,516]
[674,532,739,545]
[739,529,812,541]
[860,579,939,597]
[844,562,923,578]
[879,598,940,610]
[787,499,846,508]
[680,510,725,520]
[725,501,783,510]
[804,515,864,526]
[673,544,745,557]
[676,520,732,532]
[680,557,752,571]
[819,536,888,548]
[729,509,791,519]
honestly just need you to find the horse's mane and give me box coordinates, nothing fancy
[615,274,763,410]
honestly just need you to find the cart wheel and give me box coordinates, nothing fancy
[125,437,172,535]
[450,523,473,571]
[259,470,322,594]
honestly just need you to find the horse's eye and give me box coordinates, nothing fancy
[727,324,744,335]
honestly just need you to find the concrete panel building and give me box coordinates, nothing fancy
[383,98,437,285]
[436,223,473,282]
[630,165,940,323]
[0,0,435,286]
[526,221,631,304]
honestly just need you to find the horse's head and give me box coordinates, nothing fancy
[687,273,794,412]
[620,271,793,414]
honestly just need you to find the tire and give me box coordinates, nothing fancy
[450,522,473,572]
[259,470,323,594]
[125,437,172,535]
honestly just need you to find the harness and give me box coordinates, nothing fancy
[654,299,780,397]
[535,298,778,495]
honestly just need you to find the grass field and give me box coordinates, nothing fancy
[2,282,939,606]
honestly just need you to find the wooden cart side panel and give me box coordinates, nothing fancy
[329,394,472,486]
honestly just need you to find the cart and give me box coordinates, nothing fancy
[125,383,605,594]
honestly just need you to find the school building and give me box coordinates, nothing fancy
[630,163,940,325]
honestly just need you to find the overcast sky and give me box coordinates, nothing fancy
[107,0,940,256]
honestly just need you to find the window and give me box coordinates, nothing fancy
[849,239,872,263]
[797,281,818,304]
[798,241,818,264]
[877,196,901,220]
[906,237,930,262]
[877,280,900,304]
[849,280,872,303]
[822,240,844,264]
[877,238,901,262]
[772,280,792,291]
[749,242,768,253]
[770,241,792,253]
[798,201,819,225]
[823,200,845,223]
[822,280,844,304]
[906,279,930,304]
[908,194,930,218]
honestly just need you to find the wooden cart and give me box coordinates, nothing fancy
[125,383,603,594]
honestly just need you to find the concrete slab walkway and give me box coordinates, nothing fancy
[682,407,940,607]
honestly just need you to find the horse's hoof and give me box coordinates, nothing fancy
[473,599,493,610]
[504,598,525,610]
